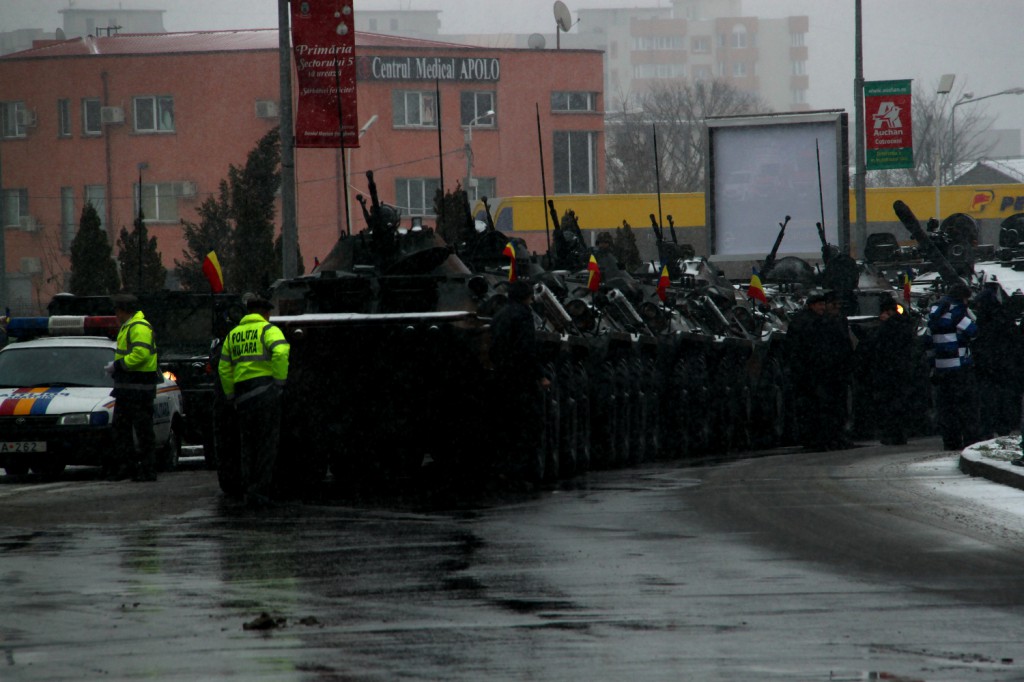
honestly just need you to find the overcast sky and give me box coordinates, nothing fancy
[5,0,1024,133]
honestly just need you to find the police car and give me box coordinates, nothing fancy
[0,316,184,478]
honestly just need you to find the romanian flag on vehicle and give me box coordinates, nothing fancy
[587,255,602,292]
[656,265,670,302]
[902,271,912,303]
[503,242,516,281]
[202,251,224,293]
[747,267,767,304]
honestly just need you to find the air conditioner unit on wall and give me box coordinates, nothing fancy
[100,106,124,125]
[16,109,37,127]
[18,216,38,232]
[175,181,197,198]
[255,100,279,119]
[20,257,41,274]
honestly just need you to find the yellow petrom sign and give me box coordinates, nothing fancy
[860,184,1024,222]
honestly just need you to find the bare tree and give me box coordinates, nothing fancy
[606,80,771,194]
[866,81,992,188]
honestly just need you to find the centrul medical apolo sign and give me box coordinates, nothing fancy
[864,79,914,170]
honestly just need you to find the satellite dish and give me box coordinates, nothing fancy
[528,33,546,50]
[554,1,572,32]
[55,27,66,40]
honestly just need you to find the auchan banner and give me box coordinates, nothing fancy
[290,0,358,148]
[864,79,913,170]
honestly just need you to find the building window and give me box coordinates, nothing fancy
[85,185,106,229]
[392,90,437,127]
[733,62,747,77]
[82,98,102,136]
[693,65,712,81]
[467,177,496,205]
[1,101,28,139]
[58,99,71,137]
[792,60,806,76]
[692,36,710,53]
[553,131,596,194]
[792,89,807,105]
[552,91,597,112]
[133,95,175,133]
[633,36,684,51]
[791,32,805,47]
[61,187,75,253]
[460,91,496,126]
[395,177,440,217]
[135,182,180,223]
[2,188,29,227]
[730,26,748,49]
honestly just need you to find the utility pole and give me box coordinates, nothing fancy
[278,0,298,280]
[853,0,866,258]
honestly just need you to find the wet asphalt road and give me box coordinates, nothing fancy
[2,439,1024,681]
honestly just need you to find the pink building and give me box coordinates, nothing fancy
[0,30,604,314]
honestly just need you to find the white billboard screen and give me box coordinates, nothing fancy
[706,111,848,259]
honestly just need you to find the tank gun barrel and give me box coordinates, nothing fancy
[607,289,649,333]
[763,215,790,274]
[893,200,967,286]
[533,282,575,334]
[649,213,664,243]
[547,199,560,235]
[667,214,678,244]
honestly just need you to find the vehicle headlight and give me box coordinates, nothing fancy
[58,412,109,426]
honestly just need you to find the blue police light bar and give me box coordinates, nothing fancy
[5,317,49,338]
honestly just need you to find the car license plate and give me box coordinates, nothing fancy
[0,442,46,453]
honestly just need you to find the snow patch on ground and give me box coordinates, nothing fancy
[909,435,1024,523]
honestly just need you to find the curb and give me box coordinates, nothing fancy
[959,439,1024,493]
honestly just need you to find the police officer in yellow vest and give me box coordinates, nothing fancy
[218,293,289,507]
[106,292,159,481]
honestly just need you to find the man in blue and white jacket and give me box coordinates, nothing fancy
[926,282,979,451]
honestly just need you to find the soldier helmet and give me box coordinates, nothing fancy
[806,290,827,305]
[112,292,139,312]
[879,295,899,313]
[243,292,274,311]
[507,280,534,303]
[947,282,972,301]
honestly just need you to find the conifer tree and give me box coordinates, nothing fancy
[68,202,120,295]
[116,209,167,292]
[174,179,234,292]
[229,128,281,293]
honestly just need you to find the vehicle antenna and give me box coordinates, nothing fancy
[537,103,551,251]
[653,123,664,232]
[435,78,445,228]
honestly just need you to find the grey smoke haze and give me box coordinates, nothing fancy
[4,0,1023,130]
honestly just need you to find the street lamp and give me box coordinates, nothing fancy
[344,113,378,236]
[934,74,955,220]
[464,109,495,203]
[949,87,1024,185]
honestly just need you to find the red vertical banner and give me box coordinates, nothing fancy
[864,79,913,170]
[290,0,358,148]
